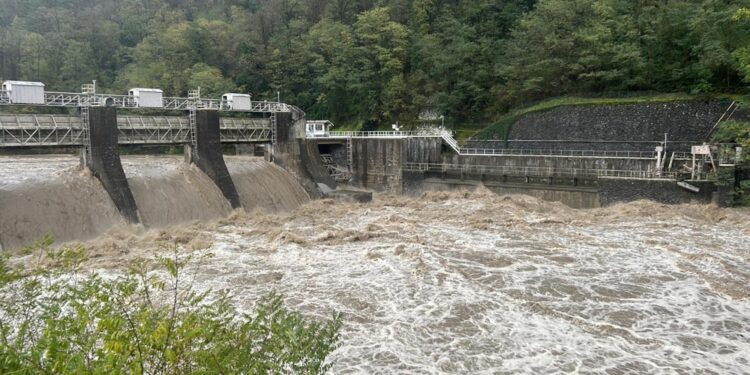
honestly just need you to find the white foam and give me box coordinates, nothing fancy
[155,195,750,373]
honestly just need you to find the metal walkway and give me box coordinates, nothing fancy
[0,90,291,113]
[0,114,271,147]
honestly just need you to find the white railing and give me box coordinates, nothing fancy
[440,132,461,153]
[314,129,660,160]
[317,130,447,138]
[458,148,657,159]
[402,162,681,180]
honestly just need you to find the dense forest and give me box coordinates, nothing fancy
[1,0,749,129]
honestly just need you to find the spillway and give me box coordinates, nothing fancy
[0,155,309,250]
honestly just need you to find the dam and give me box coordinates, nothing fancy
[0,82,745,247]
[1,82,749,373]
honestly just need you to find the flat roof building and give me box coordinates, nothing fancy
[2,81,45,104]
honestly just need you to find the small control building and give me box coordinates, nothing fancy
[2,81,45,104]
[128,88,164,108]
[306,120,334,137]
[222,93,252,111]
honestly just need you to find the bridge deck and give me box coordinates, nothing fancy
[0,114,271,147]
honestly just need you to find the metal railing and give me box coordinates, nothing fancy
[316,130,447,138]
[458,148,658,159]
[670,152,692,160]
[0,90,292,113]
[402,162,681,180]
[314,129,664,160]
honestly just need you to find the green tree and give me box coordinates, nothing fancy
[353,7,410,128]
[0,242,342,374]
[188,63,239,98]
[501,0,642,104]
[732,7,750,82]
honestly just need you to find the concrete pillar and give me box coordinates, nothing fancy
[87,106,140,223]
[191,110,242,209]
[714,166,736,207]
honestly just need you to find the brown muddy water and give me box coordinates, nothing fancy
[1,156,750,374]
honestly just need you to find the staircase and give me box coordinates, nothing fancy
[346,136,354,172]
[188,108,198,151]
[270,113,277,146]
[80,105,91,166]
[439,130,461,154]
[321,154,352,182]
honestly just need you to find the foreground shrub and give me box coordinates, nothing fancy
[0,242,342,374]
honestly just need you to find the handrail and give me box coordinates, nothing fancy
[402,162,681,180]
[314,130,663,159]
[319,130,446,138]
[458,148,657,158]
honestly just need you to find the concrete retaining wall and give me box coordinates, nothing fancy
[598,178,715,206]
[350,138,404,192]
[471,101,733,151]
[402,171,600,208]
[273,112,335,197]
[405,138,443,163]
[442,154,657,176]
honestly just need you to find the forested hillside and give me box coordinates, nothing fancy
[1,0,749,129]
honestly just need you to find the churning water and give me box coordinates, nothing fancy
[0,155,309,249]
[2,156,750,373]
[82,191,750,374]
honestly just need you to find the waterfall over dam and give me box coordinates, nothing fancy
[0,155,309,250]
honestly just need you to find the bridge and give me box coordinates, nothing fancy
[0,81,305,152]
[0,80,309,225]
[0,114,271,147]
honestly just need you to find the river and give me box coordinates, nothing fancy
[1,156,749,373]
